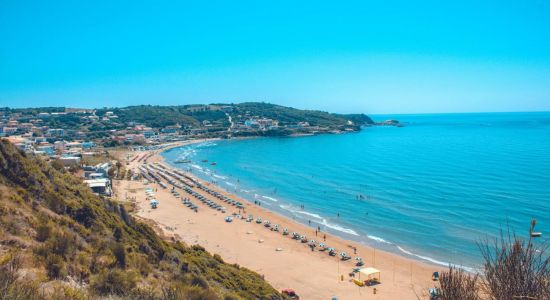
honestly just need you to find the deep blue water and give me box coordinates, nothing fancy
[162,112,550,269]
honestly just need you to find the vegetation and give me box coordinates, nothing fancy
[231,102,373,127]
[0,140,282,299]
[96,106,204,128]
[4,103,374,136]
[438,222,550,300]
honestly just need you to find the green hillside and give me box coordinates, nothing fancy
[231,102,373,127]
[0,140,282,299]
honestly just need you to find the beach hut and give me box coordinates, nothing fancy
[358,267,381,285]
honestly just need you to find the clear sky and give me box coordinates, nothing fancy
[1,0,549,114]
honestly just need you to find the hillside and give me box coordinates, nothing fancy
[3,102,373,130]
[0,140,283,299]
[230,102,374,127]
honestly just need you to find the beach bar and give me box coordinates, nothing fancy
[358,267,381,284]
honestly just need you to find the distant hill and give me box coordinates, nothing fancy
[230,102,374,127]
[94,102,373,128]
[0,140,282,299]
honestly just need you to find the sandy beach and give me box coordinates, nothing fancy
[114,140,440,299]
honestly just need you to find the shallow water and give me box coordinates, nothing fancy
[162,112,550,269]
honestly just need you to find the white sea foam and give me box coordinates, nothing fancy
[321,219,359,236]
[396,246,475,273]
[367,235,392,244]
[295,210,323,220]
[225,181,236,187]
[213,174,227,180]
[261,195,278,202]
[191,164,203,171]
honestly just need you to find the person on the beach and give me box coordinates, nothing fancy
[323,234,326,241]
[308,220,311,225]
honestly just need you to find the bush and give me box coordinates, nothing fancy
[48,230,74,258]
[45,254,67,279]
[111,243,126,268]
[213,254,224,263]
[439,266,480,300]
[161,284,219,300]
[0,256,41,300]
[90,269,137,296]
[479,223,550,300]
[190,275,209,289]
[35,222,51,242]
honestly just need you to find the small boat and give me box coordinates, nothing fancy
[174,159,191,164]
[531,232,542,237]
[210,162,217,166]
[201,159,208,163]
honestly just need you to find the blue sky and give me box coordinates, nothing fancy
[1,0,549,113]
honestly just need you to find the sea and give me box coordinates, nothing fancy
[161,112,550,270]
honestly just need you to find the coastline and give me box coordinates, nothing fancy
[115,139,440,299]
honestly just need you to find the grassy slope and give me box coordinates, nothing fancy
[0,140,282,300]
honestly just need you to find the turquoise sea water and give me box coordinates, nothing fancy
[162,112,550,269]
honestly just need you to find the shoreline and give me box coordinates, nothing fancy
[160,138,457,270]
[115,139,441,299]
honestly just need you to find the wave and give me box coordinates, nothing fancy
[261,195,278,202]
[191,164,203,171]
[224,181,236,187]
[213,174,227,180]
[294,210,323,220]
[396,246,475,273]
[321,219,359,236]
[367,235,392,244]
[196,142,217,148]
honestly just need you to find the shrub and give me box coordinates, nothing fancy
[213,254,224,263]
[479,223,550,300]
[190,274,209,289]
[90,269,137,296]
[35,222,51,242]
[45,254,67,279]
[161,284,219,300]
[48,230,74,258]
[439,266,480,300]
[0,255,40,299]
[111,242,126,268]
